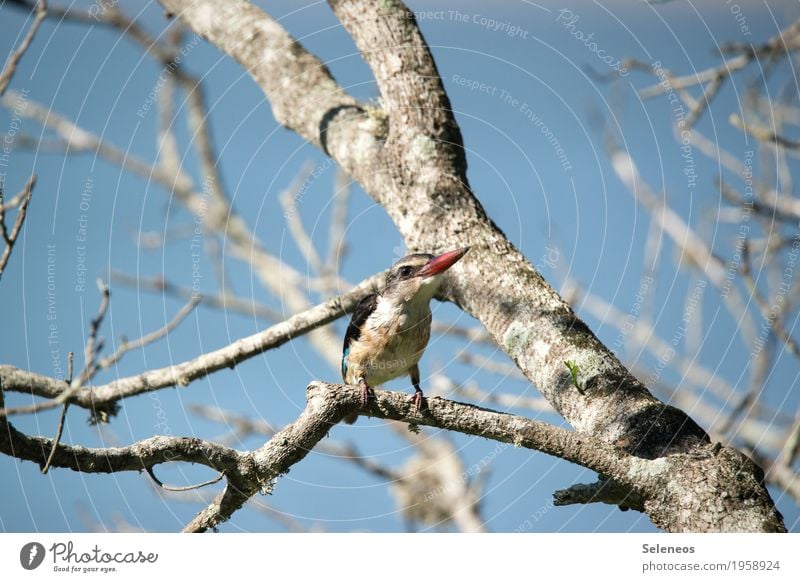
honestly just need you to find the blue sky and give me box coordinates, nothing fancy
[1,0,799,532]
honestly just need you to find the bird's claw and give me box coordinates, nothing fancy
[410,391,425,413]
[360,382,375,406]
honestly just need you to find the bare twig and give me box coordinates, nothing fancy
[607,138,758,346]
[430,321,495,345]
[740,242,800,359]
[776,410,800,469]
[145,466,224,492]
[110,271,280,322]
[90,296,201,376]
[327,169,351,276]
[10,0,180,64]
[42,351,72,475]
[719,179,800,223]
[0,0,47,96]
[0,415,241,478]
[730,113,800,150]
[0,272,384,414]
[0,174,35,278]
[616,20,800,146]
[280,164,326,275]
[636,20,800,124]
[77,280,110,386]
[455,350,526,380]
[1,295,201,418]
[431,374,553,414]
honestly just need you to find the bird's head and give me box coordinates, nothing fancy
[383,247,470,305]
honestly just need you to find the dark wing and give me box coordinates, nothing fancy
[341,293,378,380]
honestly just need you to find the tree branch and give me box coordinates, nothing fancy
[0,272,383,415]
[0,174,35,279]
[329,0,465,170]
[184,382,784,532]
[0,0,47,96]
[0,388,240,475]
[554,478,644,511]
[157,0,379,157]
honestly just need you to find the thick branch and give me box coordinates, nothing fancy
[186,382,785,532]
[182,381,633,532]
[0,409,240,476]
[157,0,379,156]
[329,0,465,171]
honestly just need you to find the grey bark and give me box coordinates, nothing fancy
[1,382,778,532]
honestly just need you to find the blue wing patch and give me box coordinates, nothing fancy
[341,346,349,378]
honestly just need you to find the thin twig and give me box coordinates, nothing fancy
[0,271,384,414]
[431,374,553,414]
[42,351,72,475]
[280,163,325,274]
[0,174,35,278]
[90,296,201,376]
[0,0,47,96]
[455,350,526,379]
[77,279,110,385]
[430,321,495,345]
[730,113,800,150]
[327,169,351,276]
[776,410,800,468]
[0,296,203,417]
[638,20,800,99]
[110,271,279,322]
[145,466,224,492]
[741,242,800,358]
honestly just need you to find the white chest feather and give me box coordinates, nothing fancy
[345,295,432,385]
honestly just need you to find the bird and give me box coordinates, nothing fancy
[341,247,469,424]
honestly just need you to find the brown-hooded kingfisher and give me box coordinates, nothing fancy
[341,247,469,423]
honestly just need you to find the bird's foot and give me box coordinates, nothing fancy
[410,390,425,413]
[359,381,375,406]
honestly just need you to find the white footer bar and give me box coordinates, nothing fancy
[1,533,798,581]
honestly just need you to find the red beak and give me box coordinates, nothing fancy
[417,247,470,278]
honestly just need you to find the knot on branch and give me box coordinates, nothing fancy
[618,402,710,459]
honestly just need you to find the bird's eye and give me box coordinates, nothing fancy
[399,266,413,279]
